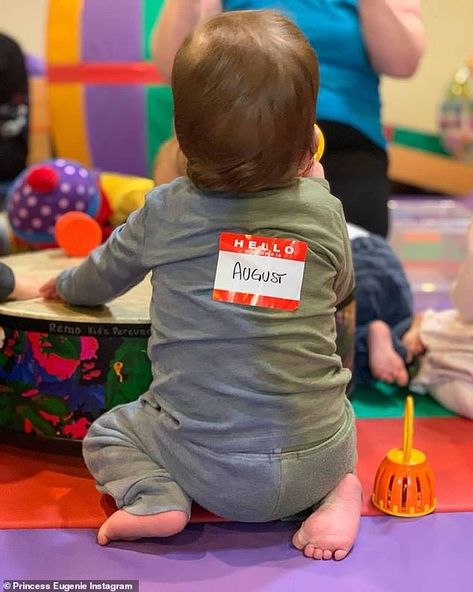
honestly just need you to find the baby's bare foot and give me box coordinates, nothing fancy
[97,509,188,545]
[368,320,409,386]
[292,473,362,560]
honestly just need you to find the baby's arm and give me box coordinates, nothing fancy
[42,205,152,306]
[151,0,222,83]
[451,221,473,323]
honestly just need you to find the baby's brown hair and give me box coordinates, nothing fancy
[172,10,319,193]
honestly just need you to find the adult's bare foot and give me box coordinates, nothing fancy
[292,473,362,561]
[368,320,409,386]
[97,509,188,546]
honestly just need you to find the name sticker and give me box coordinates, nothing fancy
[213,232,308,311]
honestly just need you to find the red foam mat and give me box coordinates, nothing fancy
[358,416,473,515]
[1,417,472,528]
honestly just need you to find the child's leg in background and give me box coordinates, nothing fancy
[352,234,413,386]
[83,399,191,545]
[451,221,473,323]
[430,381,473,419]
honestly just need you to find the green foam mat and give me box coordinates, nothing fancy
[391,127,450,156]
[351,385,455,418]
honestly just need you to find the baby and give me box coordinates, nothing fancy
[41,10,360,560]
[407,221,473,419]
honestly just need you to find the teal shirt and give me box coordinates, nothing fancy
[222,0,385,148]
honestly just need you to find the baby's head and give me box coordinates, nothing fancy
[172,10,319,192]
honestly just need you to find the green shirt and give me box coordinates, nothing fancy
[58,176,354,451]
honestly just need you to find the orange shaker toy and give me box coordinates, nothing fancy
[372,395,436,517]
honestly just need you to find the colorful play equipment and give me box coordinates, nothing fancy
[372,395,436,517]
[0,249,153,446]
[5,159,154,251]
[55,211,102,257]
[438,57,473,162]
[7,160,101,247]
[46,0,173,177]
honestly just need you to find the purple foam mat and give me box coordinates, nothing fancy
[2,513,472,592]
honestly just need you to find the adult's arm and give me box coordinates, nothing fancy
[152,0,222,83]
[359,0,425,78]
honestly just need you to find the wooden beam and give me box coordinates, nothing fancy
[388,144,473,195]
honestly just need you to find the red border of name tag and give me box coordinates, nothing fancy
[213,232,308,311]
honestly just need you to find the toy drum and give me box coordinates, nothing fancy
[0,249,152,451]
[0,251,355,451]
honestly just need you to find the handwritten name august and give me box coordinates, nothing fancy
[232,261,287,284]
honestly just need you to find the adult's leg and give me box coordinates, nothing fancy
[319,121,389,238]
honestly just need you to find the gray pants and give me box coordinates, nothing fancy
[83,398,357,522]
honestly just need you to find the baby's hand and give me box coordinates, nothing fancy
[306,159,325,179]
[10,275,43,301]
[40,277,61,300]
